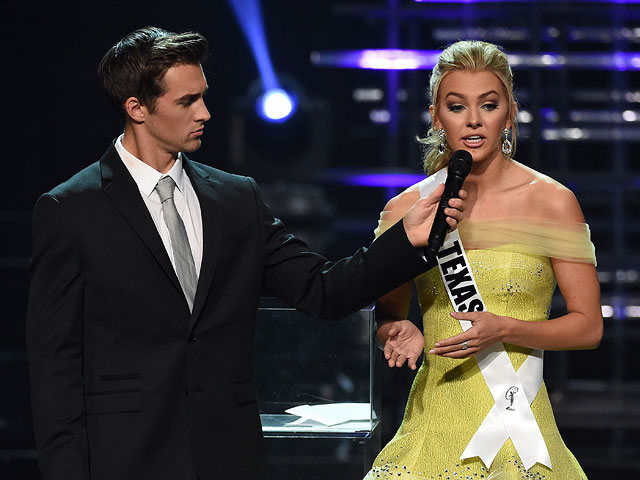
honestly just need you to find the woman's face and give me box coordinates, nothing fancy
[431,69,513,164]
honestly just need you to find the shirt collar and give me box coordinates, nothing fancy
[115,133,186,198]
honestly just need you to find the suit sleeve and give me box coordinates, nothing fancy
[252,178,433,319]
[26,193,90,479]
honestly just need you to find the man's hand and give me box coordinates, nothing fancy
[402,183,467,248]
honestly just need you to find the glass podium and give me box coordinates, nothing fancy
[255,298,381,479]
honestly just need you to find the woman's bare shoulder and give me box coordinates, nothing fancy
[515,162,585,222]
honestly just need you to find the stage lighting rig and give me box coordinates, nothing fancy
[230,75,332,183]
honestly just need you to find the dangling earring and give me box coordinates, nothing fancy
[437,128,446,155]
[501,128,513,156]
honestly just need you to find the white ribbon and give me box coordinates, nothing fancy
[419,173,551,471]
[461,349,544,467]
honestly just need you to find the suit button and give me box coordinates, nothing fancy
[188,335,197,344]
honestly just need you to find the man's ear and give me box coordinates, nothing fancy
[123,96,146,124]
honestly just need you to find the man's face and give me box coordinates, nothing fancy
[142,63,211,155]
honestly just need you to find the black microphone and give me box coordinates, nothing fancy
[424,150,473,261]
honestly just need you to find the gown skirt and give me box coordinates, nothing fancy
[364,219,596,480]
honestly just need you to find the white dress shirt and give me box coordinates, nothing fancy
[115,134,203,277]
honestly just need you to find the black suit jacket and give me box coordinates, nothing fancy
[26,143,429,480]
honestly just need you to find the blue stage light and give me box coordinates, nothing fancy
[258,88,296,123]
[228,0,297,123]
[227,0,278,90]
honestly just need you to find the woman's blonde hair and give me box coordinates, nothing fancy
[419,40,518,175]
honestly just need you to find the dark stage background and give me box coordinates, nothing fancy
[2,1,639,478]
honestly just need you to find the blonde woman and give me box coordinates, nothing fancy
[365,40,601,480]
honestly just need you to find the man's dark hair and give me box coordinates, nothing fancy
[98,26,209,118]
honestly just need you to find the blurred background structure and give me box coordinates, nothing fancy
[2,0,639,478]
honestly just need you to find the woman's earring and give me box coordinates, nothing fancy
[501,128,513,156]
[437,128,446,155]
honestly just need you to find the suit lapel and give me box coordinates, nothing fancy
[184,157,222,330]
[100,144,185,301]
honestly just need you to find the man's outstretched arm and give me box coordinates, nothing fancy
[259,179,466,320]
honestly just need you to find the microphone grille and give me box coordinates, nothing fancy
[449,150,473,176]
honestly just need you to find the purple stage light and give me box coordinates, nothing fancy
[357,49,441,70]
[311,49,441,70]
[311,50,640,71]
[340,173,426,187]
[540,108,559,123]
[414,0,527,2]
[414,0,640,3]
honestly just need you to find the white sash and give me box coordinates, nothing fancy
[419,172,551,471]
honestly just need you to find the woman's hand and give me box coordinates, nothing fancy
[428,311,509,359]
[378,320,425,370]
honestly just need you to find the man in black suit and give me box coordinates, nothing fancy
[26,27,464,480]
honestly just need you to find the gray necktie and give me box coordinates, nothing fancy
[156,176,198,311]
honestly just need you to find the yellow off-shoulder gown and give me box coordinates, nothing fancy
[365,219,596,480]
